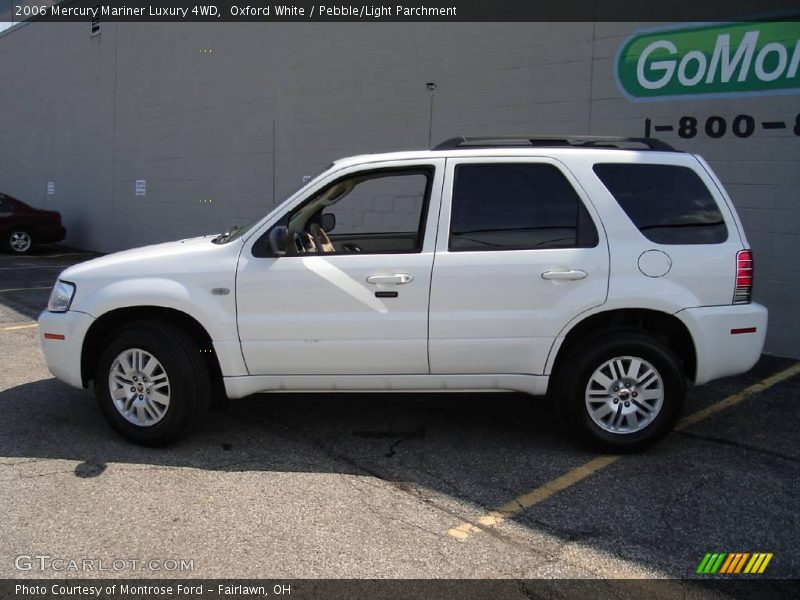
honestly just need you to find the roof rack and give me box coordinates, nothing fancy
[433,136,679,152]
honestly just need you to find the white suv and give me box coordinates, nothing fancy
[39,136,767,450]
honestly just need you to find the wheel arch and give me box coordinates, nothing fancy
[548,308,697,388]
[81,306,223,389]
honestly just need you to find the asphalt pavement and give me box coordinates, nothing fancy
[1,247,798,588]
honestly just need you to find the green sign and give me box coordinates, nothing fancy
[617,20,800,99]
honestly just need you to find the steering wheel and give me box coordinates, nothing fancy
[309,222,335,254]
[291,231,317,254]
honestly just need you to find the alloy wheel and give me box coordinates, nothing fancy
[9,231,32,253]
[108,348,171,426]
[584,355,664,434]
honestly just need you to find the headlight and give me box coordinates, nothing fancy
[47,280,76,313]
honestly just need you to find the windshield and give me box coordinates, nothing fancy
[212,164,335,244]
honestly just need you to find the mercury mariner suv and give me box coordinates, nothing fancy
[39,136,767,450]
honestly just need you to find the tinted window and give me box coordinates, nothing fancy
[593,164,727,245]
[449,163,598,251]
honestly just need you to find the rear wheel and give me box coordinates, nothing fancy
[5,228,33,254]
[95,320,211,446]
[558,331,685,452]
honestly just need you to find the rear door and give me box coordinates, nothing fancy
[428,157,609,375]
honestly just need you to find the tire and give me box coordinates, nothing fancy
[94,320,211,446]
[557,331,685,452]
[4,228,34,254]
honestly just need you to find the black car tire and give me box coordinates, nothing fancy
[95,320,211,446]
[557,331,686,452]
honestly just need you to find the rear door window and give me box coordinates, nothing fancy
[592,164,727,245]
[449,163,599,251]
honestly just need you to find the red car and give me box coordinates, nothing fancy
[0,193,66,254]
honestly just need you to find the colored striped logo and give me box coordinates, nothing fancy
[696,552,773,574]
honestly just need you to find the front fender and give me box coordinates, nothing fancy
[75,278,236,342]
[74,277,248,378]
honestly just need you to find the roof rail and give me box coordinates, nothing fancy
[433,136,679,152]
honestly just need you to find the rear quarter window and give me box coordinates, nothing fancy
[592,164,727,245]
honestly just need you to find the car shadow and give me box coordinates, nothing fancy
[1,362,798,583]
[0,291,49,321]
[0,376,595,517]
[0,377,619,570]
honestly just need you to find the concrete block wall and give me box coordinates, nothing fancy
[0,21,797,357]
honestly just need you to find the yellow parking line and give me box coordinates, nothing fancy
[677,362,800,430]
[0,265,67,270]
[33,252,93,258]
[0,323,39,331]
[448,455,618,539]
[0,286,52,293]
[447,361,800,541]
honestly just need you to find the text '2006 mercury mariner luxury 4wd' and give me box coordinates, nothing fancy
[39,136,767,450]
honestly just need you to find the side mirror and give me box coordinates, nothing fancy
[321,213,336,233]
[268,226,289,257]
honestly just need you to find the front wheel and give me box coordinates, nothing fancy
[95,320,211,446]
[558,332,686,452]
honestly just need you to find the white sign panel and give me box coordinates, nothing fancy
[47,181,55,195]
[135,179,146,196]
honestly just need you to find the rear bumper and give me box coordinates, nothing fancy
[39,225,66,243]
[38,309,95,389]
[677,303,768,385]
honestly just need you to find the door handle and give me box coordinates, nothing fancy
[541,268,588,281]
[366,273,414,285]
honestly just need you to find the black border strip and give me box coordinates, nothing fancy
[3,0,800,23]
[2,579,800,600]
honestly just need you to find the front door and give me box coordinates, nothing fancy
[236,159,444,375]
[428,157,610,375]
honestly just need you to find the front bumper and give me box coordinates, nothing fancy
[678,303,768,385]
[38,309,95,389]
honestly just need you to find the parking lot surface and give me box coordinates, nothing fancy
[1,248,798,584]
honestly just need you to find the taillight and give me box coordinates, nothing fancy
[733,250,753,304]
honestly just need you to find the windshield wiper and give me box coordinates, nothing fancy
[213,225,243,244]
